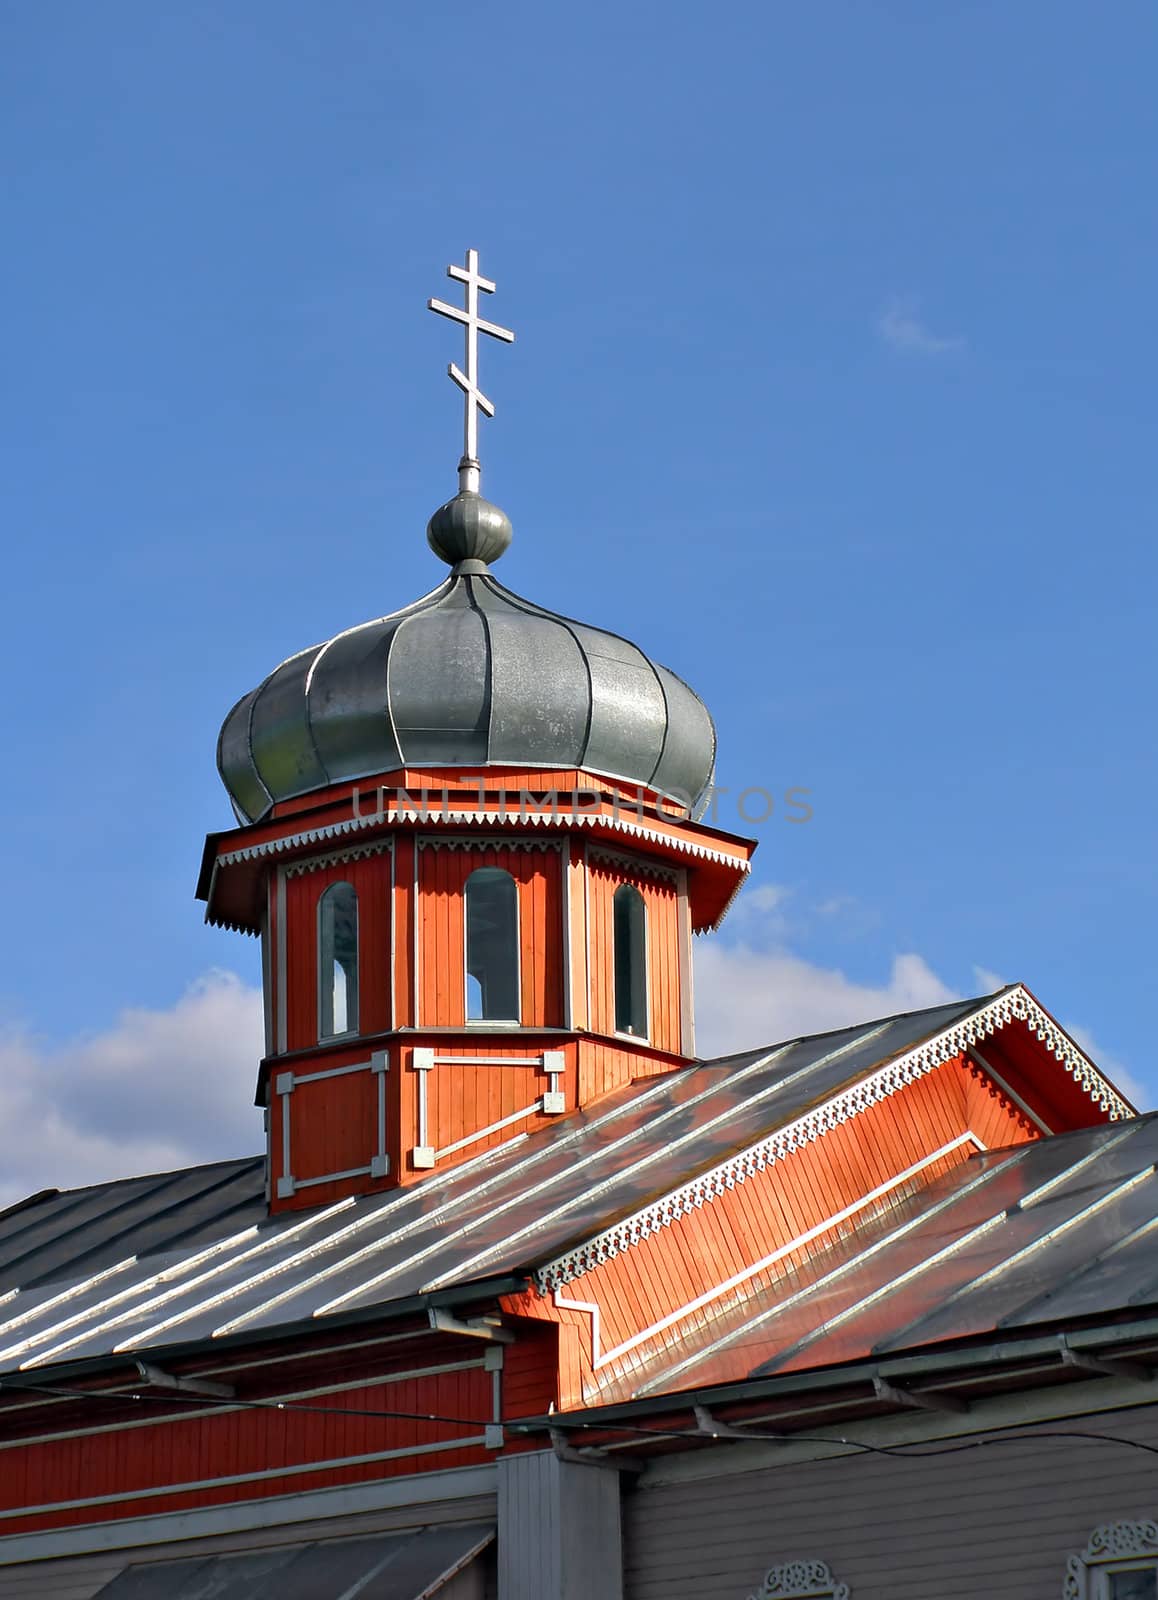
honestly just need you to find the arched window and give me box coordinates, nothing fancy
[465,868,520,1022]
[613,883,647,1037]
[318,882,358,1038]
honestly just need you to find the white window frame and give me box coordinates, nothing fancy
[1065,1521,1158,1598]
[748,1560,849,1600]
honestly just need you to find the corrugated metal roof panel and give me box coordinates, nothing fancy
[0,988,1129,1382]
[0,1159,266,1293]
[89,1524,494,1599]
[614,1114,1158,1400]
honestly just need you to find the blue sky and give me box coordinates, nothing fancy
[1,2,1155,1193]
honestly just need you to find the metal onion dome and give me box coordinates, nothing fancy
[217,522,717,823]
[217,249,717,824]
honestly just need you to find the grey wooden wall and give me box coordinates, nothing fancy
[622,1401,1158,1600]
[0,1491,497,1600]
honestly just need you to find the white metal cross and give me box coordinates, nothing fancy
[428,248,514,492]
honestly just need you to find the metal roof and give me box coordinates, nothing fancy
[91,1522,494,1599]
[218,565,717,823]
[0,987,1131,1382]
[0,1158,265,1295]
[608,1111,1158,1402]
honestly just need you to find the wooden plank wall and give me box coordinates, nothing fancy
[0,1348,494,1539]
[586,858,682,1055]
[401,1038,579,1175]
[417,843,563,1029]
[283,854,391,1053]
[622,1400,1158,1600]
[0,1492,499,1599]
[576,1040,687,1105]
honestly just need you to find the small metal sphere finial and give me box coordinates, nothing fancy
[427,486,513,567]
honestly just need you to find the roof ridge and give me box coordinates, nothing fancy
[9,1153,264,1208]
[695,989,1004,1069]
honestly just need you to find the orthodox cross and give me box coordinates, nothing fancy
[428,248,515,493]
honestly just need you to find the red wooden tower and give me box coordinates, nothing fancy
[198,246,754,1213]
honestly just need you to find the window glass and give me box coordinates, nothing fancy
[318,882,358,1038]
[1109,1570,1158,1600]
[466,868,519,1022]
[613,883,647,1037]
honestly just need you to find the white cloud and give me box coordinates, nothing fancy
[694,941,956,1059]
[745,884,791,915]
[0,972,264,1210]
[878,297,964,355]
[0,942,1147,1215]
[694,938,1151,1111]
[973,965,1008,994]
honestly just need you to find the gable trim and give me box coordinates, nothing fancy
[534,986,1130,1293]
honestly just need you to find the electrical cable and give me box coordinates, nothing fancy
[4,1378,1158,1462]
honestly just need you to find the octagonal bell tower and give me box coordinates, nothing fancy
[197,250,755,1212]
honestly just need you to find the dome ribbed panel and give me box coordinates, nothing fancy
[477,585,590,765]
[247,648,328,802]
[216,566,717,820]
[387,583,491,765]
[650,663,717,810]
[564,621,667,786]
[218,687,274,822]
[306,618,407,783]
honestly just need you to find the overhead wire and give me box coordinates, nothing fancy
[3,1377,1158,1461]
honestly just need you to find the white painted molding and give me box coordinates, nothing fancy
[535,985,1129,1292]
[588,843,680,884]
[278,1049,389,1197]
[283,840,392,878]
[411,1048,566,1169]
[213,806,749,885]
[749,1558,850,1599]
[417,834,562,852]
[1065,1519,1158,1597]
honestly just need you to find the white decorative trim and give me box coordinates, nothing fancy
[411,1048,566,1169]
[277,1049,389,1198]
[418,834,562,853]
[1065,1519,1158,1597]
[215,807,749,874]
[534,986,1129,1292]
[749,1559,849,1599]
[1001,986,1133,1117]
[588,843,680,885]
[284,840,392,877]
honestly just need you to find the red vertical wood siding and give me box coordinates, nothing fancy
[398,1037,579,1181]
[393,834,416,1029]
[416,842,563,1029]
[283,853,391,1053]
[0,1351,494,1536]
[586,856,683,1054]
[577,1038,685,1105]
